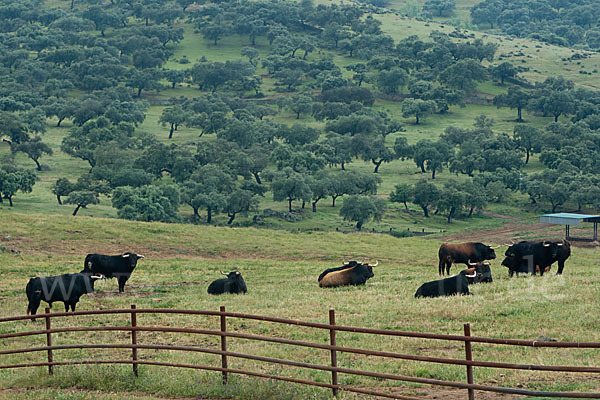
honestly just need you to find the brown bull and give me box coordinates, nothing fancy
[438,242,498,276]
[318,261,377,288]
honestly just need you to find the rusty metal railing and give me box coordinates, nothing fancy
[1,306,599,399]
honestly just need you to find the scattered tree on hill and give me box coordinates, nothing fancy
[14,136,53,171]
[0,169,37,207]
[390,183,412,210]
[401,98,437,125]
[339,195,387,230]
[412,179,440,217]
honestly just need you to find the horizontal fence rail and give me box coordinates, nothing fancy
[1,306,599,399]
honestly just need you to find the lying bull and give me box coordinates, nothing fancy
[459,262,493,284]
[502,240,565,277]
[318,261,376,288]
[26,273,103,319]
[438,242,497,276]
[414,274,470,298]
[207,270,247,295]
[82,252,144,293]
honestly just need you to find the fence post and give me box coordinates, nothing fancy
[464,323,475,400]
[220,306,228,385]
[131,304,138,377]
[44,307,53,375]
[329,309,338,397]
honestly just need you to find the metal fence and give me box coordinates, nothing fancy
[1,306,599,399]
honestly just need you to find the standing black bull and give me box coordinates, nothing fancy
[26,273,103,318]
[318,261,377,288]
[207,270,247,294]
[438,242,497,276]
[459,262,493,284]
[502,240,566,277]
[414,274,470,298]
[81,252,144,293]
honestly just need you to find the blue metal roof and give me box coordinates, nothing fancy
[540,213,600,226]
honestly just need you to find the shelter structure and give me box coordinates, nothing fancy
[539,213,600,241]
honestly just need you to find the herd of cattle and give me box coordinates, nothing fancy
[24,239,572,318]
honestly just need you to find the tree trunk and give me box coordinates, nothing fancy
[431,168,436,179]
[253,172,262,184]
[73,204,81,215]
[420,163,426,173]
[296,112,300,119]
[301,200,305,209]
[34,159,41,171]
[525,149,530,164]
[193,207,200,218]
[372,159,382,173]
[341,162,345,170]
[421,206,429,217]
[554,114,559,122]
[517,106,522,122]
[57,195,62,205]
[332,196,338,207]
[468,206,474,217]
[137,88,142,98]
[312,201,317,212]
[403,201,408,210]
[169,124,174,139]
[227,213,235,224]
[288,198,292,212]
[71,0,74,10]
[57,117,65,127]
[356,221,362,230]
[415,114,420,124]
[206,208,212,223]
[447,207,455,223]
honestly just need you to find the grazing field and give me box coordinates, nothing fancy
[1,213,599,399]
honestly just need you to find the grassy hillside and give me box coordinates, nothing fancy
[0,213,599,399]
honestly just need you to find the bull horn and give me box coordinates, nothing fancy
[483,262,490,266]
[122,253,131,258]
[467,261,477,266]
[542,241,550,247]
[91,274,104,279]
[220,270,228,276]
[490,245,501,249]
[368,261,378,267]
[137,254,145,259]
[557,243,563,246]
[464,271,477,278]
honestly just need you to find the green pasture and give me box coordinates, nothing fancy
[0,213,599,399]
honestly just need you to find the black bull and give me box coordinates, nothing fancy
[82,252,144,292]
[26,273,103,318]
[502,240,570,276]
[438,242,497,276]
[459,262,493,284]
[415,274,470,298]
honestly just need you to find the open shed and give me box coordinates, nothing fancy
[539,213,600,241]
